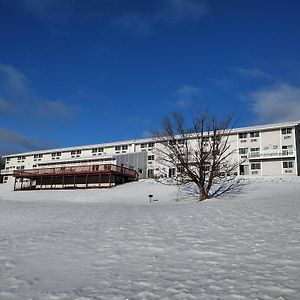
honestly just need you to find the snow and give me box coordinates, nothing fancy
[0,178,300,299]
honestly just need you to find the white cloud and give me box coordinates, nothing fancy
[0,127,51,155]
[233,67,271,80]
[0,64,76,122]
[113,13,154,36]
[37,99,75,122]
[164,0,209,24]
[248,83,300,123]
[175,85,203,107]
[0,64,31,98]
[113,0,209,36]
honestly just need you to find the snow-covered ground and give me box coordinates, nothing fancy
[0,178,300,300]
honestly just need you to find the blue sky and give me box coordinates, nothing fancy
[1,0,300,155]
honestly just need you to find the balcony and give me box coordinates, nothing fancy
[248,149,295,160]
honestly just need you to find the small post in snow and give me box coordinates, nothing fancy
[149,194,153,203]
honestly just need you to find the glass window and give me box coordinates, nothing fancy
[281,128,292,135]
[250,131,259,138]
[238,132,247,139]
[283,161,294,168]
[251,163,261,170]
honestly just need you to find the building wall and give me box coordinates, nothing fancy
[1,122,299,187]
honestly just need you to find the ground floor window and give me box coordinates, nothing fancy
[251,163,261,170]
[283,161,294,168]
[147,169,154,178]
[168,168,176,178]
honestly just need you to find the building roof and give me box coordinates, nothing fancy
[3,120,300,158]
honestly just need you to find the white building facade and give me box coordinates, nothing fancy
[1,121,300,188]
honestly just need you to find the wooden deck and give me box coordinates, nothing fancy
[13,164,139,190]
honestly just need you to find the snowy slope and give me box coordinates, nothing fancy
[0,178,300,299]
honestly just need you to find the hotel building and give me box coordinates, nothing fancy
[1,121,299,190]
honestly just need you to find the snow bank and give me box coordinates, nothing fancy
[0,177,299,299]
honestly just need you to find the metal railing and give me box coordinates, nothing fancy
[248,149,294,159]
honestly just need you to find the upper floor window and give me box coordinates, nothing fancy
[34,154,43,158]
[239,148,248,155]
[115,146,121,151]
[250,131,259,138]
[281,127,292,135]
[71,150,81,155]
[6,158,10,162]
[140,143,147,148]
[148,142,155,148]
[51,152,61,157]
[148,155,155,161]
[92,147,104,153]
[122,145,128,151]
[17,156,26,160]
[239,132,247,139]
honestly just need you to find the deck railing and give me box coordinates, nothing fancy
[13,164,139,180]
[248,149,295,159]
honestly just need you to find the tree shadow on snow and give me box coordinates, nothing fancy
[176,177,250,202]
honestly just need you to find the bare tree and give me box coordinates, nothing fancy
[153,111,239,201]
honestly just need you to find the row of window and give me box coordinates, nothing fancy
[238,127,292,140]
[239,131,260,139]
[141,142,155,148]
[239,145,293,154]
[250,161,294,170]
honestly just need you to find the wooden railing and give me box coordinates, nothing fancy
[13,164,139,180]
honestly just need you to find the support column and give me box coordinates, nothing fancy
[73,175,76,189]
[62,175,65,189]
[109,173,112,188]
[50,176,53,189]
[99,174,101,188]
[21,178,24,190]
[14,178,17,191]
[85,175,88,189]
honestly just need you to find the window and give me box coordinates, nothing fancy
[239,132,247,139]
[122,145,128,150]
[115,146,121,151]
[239,148,248,155]
[34,154,43,158]
[203,137,210,142]
[281,128,292,135]
[251,163,261,170]
[283,161,294,168]
[71,150,81,155]
[148,142,155,148]
[250,131,259,138]
[177,139,185,145]
[177,166,184,173]
[141,143,147,148]
[6,158,10,162]
[147,169,154,178]
[168,168,176,177]
[17,156,26,160]
[51,152,61,157]
[148,155,155,161]
[51,152,61,159]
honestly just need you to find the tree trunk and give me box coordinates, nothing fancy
[199,186,208,201]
